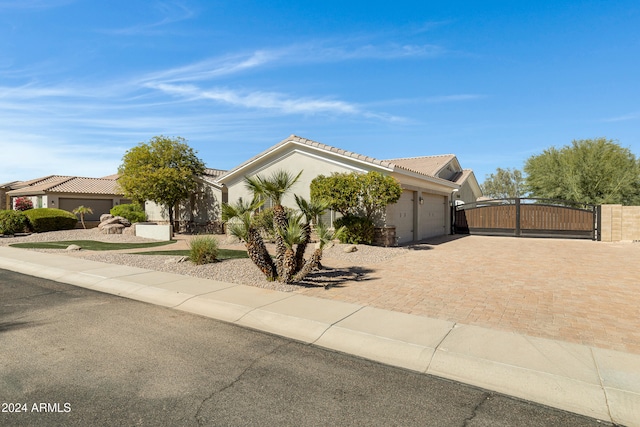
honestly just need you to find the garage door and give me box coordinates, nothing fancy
[392,190,414,245]
[419,193,446,239]
[58,199,114,221]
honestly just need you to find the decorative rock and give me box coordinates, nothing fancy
[99,214,114,222]
[123,224,136,236]
[98,216,121,229]
[343,245,358,253]
[101,224,125,234]
[66,244,82,251]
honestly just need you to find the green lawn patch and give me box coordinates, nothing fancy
[10,240,176,251]
[133,249,248,260]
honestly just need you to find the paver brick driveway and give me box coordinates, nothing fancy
[301,235,640,355]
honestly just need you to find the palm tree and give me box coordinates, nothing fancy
[73,205,93,229]
[222,198,276,281]
[293,222,345,282]
[294,195,330,272]
[245,170,302,280]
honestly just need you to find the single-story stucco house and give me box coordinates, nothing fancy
[6,135,481,243]
[146,135,482,244]
[4,174,129,223]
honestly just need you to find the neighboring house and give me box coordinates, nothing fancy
[1,181,20,210]
[217,135,483,244]
[5,175,128,222]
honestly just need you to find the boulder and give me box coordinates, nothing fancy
[66,244,82,251]
[100,214,114,222]
[123,224,136,236]
[101,224,125,234]
[343,245,358,253]
[98,216,121,229]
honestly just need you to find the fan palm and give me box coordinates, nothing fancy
[73,205,93,229]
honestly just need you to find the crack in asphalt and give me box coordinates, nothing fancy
[194,341,292,426]
[463,392,491,426]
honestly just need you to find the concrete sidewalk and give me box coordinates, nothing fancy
[1,246,638,426]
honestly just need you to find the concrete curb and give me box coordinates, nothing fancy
[1,247,638,426]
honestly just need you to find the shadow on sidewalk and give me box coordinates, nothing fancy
[295,266,376,289]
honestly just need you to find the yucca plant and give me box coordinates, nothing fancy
[222,198,276,281]
[293,222,345,282]
[245,170,302,279]
[294,195,330,272]
[277,213,306,283]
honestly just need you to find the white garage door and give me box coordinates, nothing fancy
[419,193,446,239]
[392,190,414,245]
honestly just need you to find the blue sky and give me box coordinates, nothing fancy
[1,0,639,185]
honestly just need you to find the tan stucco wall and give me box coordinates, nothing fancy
[220,142,460,243]
[224,148,371,209]
[600,205,640,242]
[457,180,479,204]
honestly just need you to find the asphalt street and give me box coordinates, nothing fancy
[0,269,609,426]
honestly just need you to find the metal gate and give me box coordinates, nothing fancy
[454,198,598,240]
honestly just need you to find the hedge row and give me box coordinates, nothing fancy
[0,208,78,235]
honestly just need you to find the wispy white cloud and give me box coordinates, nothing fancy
[137,50,279,84]
[146,82,362,115]
[99,1,196,36]
[137,40,445,84]
[602,111,640,122]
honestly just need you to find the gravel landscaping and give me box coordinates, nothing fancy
[0,229,408,292]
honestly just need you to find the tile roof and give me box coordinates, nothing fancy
[219,135,397,181]
[216,135,465,190]
[204,168,227,178]
[7,175,122,196]
[385,155,457,178]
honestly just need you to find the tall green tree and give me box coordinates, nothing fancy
[118,136,206,230]
[481,168,526,199]
[310,171,402,220]
[524,138,640,205]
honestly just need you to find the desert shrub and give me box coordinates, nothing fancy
[333,215,375,245]
[0,210,29,235]
[23,208,78,232]
[189,235,219,265]
[14,197,33,211]
[110,203,146,223]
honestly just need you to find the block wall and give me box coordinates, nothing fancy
[600,205,640,242]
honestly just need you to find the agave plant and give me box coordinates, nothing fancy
[221,198,276,281]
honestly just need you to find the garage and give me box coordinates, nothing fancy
[58,198,114,221]
[418,193,446,239]
[390,190,415,245]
